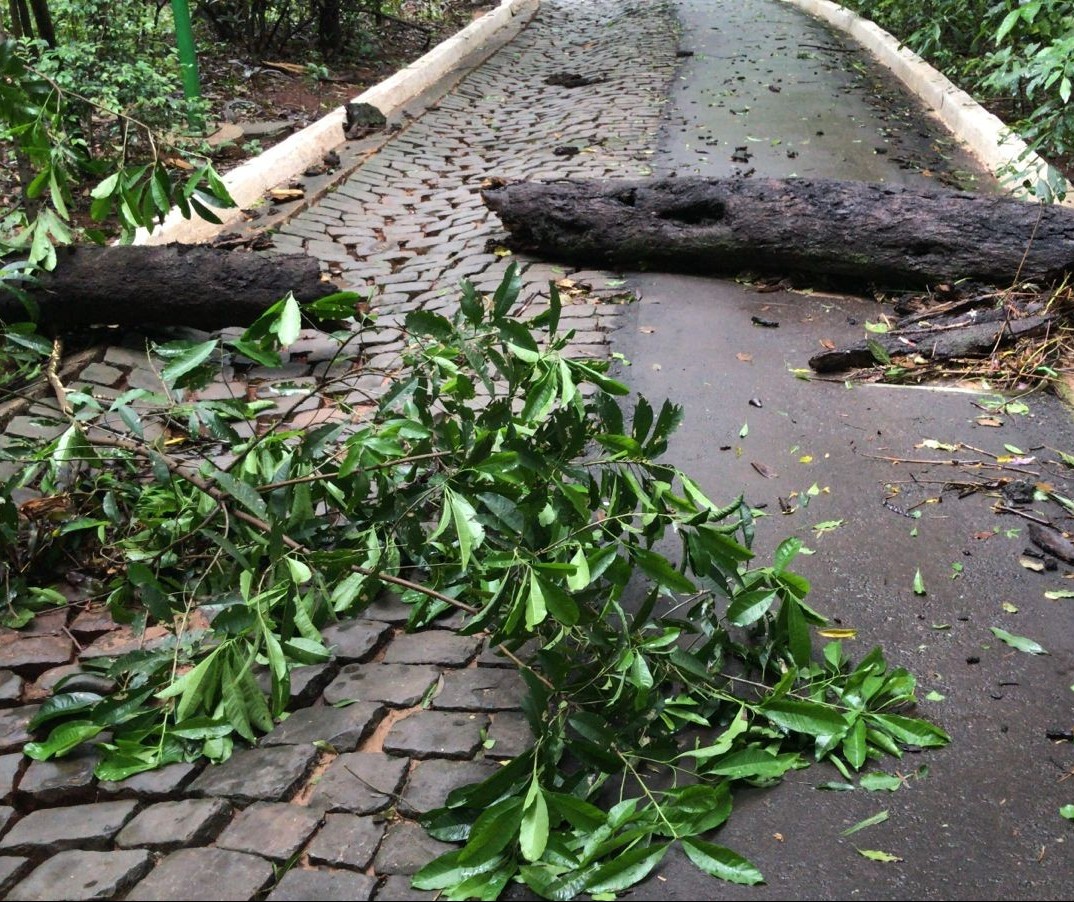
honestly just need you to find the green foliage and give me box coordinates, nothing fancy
[840,0,1074,199]
[2,266,949,896]
[0,32,232,271]
[23,0,200,142]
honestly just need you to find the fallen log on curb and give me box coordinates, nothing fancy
[481,177,1074,288]
[1,245,340,330]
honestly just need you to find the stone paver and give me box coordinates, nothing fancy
[320,619,392,662]
[0,636,72,675]
[305,812,385,871]
[397,758,501,818]
[260,701,383,752]
[323,663,440,707]
[6,849,152,901]
[0,752,24,802]
[215,802,323,861]
[382,710,488,760]
[0,670,22,705]
[114,798,232,851]
[17,753,98,805]
[187,744,318,803]
[373,874,438,900]
[308,751,409,815]
[125,847,274,901]
[372,820,456,876]
[0,800,140,855]
[267,867,376,901]
[0,856,32,896]
[380,632,481,667]
[431,667,526,711]
[484,711,535,759]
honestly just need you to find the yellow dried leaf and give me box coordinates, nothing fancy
[818,628,858,639]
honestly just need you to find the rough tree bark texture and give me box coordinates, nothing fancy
[2,245,338,330]
[482,177,1074,287]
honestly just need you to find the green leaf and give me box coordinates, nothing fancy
[773,536,803,573]
[727,589,778,627]
[271,293,302,346]
[1060,804,1074,821]
[520,778,549,862]
[704,747,801,779]
[678,706,748,760]
[762,699,848,738]
[29,692,103,729]
[989,626,1048,655]
[24,720,103,760]
[284,556,312,585]
[412,848,508,891]
[585,843,669,895]
[842,718,867,770]
[281,636,332,665]
[867,339,891,365]
[634,548,696,594]
[681,837,763,885]
[857,848,902,863]
[459,797,524,864]
[840,809,889,836]
[860,772,902,792]
[866,713,950,748]
[446,489,484,571]
[912,569,926,596]
[160,339,218,386]
[210,468,269,520]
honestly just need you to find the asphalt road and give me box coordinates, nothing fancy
[610,1,1074,898]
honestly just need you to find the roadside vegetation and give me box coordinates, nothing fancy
[839,0,1074,200]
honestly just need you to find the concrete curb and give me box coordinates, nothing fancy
[780,0,1074,205]
[139,0,540,245]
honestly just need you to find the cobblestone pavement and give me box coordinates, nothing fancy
[0,1,682,899]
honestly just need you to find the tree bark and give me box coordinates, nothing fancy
[2,245,341,331]
[481,177,1074,288]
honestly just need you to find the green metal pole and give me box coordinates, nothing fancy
[170,0,203,129]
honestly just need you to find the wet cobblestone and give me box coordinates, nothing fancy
[0,1,681,897]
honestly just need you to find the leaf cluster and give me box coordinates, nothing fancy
[1,267,949,897]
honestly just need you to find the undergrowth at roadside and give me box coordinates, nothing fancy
[0,267,949,898]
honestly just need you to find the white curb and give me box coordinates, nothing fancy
[780,0,1074,205]
[139,0,540,245]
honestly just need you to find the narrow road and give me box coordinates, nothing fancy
[1,1,1072,899]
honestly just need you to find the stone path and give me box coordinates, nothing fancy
[0,2,682,899]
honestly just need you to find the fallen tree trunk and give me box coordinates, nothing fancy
[482,177,1074,287]
[1,245,339,330]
